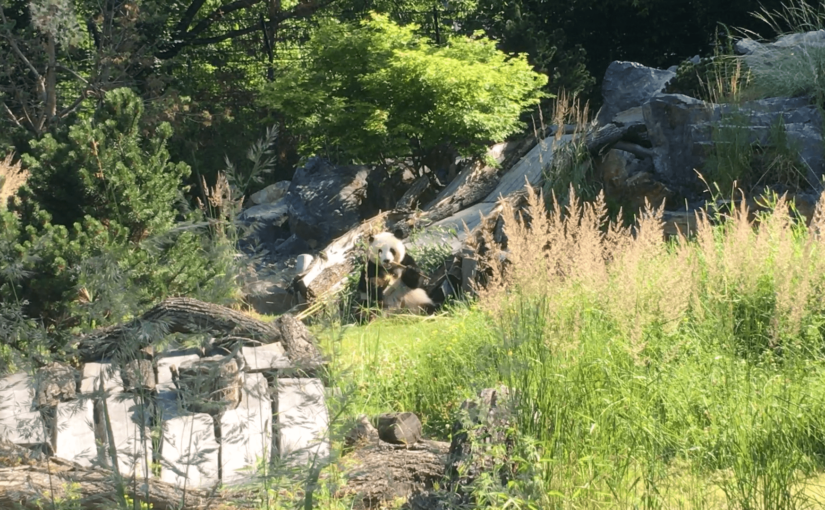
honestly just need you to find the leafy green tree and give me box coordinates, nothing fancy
[4,88,238,342]
[262,13,547,170]
[21,88,190,237]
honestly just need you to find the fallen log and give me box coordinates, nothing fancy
[75,298,320,364]
[0,441,224,510]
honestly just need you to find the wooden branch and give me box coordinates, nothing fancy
[0,441,220,510]
[157,0,336,59]
[0,6,43,82]
[184,0,262,43]
[74,297,320,364]
[585,123,628,156]
[173,0,210,35]
[613,141,655,160]
[1,102,25,131]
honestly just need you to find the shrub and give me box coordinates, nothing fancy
[262,13,547,170]
[1,89,239,349]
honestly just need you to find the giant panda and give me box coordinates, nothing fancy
[357,231,435,314]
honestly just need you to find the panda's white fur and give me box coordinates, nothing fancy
[369,232,406,267]
[365,232,434,313]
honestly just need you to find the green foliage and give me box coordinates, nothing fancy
[262,13,547,167]
[21,88,190,237]
[1,89,239,346]
[704,111,810,195]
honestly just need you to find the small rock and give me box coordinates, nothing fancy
[120,359,155,392]
[344,415,378,451]
[295,254,313,273]
[377,412,422,445]
[35,363,77,407]
[177,356,242,415]
[250,181,291,205]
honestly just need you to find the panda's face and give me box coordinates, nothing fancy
[369,232,405,269]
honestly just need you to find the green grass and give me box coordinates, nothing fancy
[306,189,825,509]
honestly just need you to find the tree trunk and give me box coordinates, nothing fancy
[75,298,320,364]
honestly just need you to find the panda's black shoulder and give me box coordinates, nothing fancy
[400,252,418,269]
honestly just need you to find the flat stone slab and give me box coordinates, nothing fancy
[104,394,152,478]
[276,378,329,466]
[160,412,219,489]
[55,399,98,467]
[81,362,122,394]
[221,373,272,484]
[0,373,47,445]
[156,353,201,391]
[242,343,290,373]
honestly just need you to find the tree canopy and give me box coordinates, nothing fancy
[262,13,547,168]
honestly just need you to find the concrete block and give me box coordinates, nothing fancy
[0,373,47,445]
[221,373,272,484]
[242,343,290,373]
[160,412,219,489]
[104,393,152,478]
[55,399,98,467]
[156,353,201,391]
[81,362,122,395]
[276,378,329,466]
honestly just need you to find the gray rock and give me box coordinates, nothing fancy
[238,201,289,226]
[121,359,155,392]
[275,378,329,465]
[344,415,378,451]
[220,373,272,485]
[242,279,296,316]
[643,93,824,193]
[177,356,242,415]
[160,411,219,488]
[35,362,77,407]
[249,181,290,205]
[737,30,825,58]
[285,158,373,247]
[103,392,152,477]
[242,343,290,373]
[735,38,765,55]
[377,412,422,445]
[0,373,47,445]
[80,362,122,394]
[54,399,97,467]
[597,61,676,125]
[155,352,201,391]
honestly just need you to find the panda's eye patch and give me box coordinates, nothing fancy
[389,248,396,255]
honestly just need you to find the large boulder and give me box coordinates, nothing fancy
[285,158,374,248]
[643,94,824,196]
[597,61,676,126]
[735,30,825,56]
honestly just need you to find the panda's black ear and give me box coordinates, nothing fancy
[367,234,375,244]
[392,228,404,240]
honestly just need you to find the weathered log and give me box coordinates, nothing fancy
[75,298,320,364]
[613,140,655,160]
[395,175,430,211]
[421,136,538,225]
[0,441,222,510]
[585,123,628,156]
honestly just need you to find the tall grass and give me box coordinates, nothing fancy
[743,0,825,103]
[460,186,825,508]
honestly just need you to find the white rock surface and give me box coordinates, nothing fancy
[276,378,329,466]
[242,343,290,373]
[0,373,47,445]
[160,411,219,489]
[221,373,272,484]
[104,393,152,478]
[55,399,98,467]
